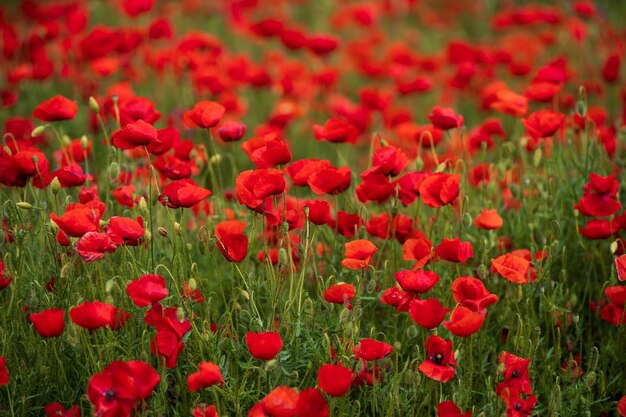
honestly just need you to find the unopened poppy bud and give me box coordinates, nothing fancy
[415,156,424,171]
[105,295,114,304]
[32,125,47,137]
[584,371,596,387]
[139,197,148,216]
[435,162,447,173]
[105,279,115,294]
[186,243,192,251]
[265,359,278,371]
[80,135,89,150]
[454,349,459,361]
[576,100,586,118]
[515,285,523,301]
[278,248,288,266]
[143,230,152,242]
[533,148,542,167]
[188,278,197,292]
[49,221,58,233]
[108,161,119,181]
[406,325,418,339]
[610,240,619,254]
[50,177,61,194]
[570,294,578,307]
[158,227,168,237]
[477,264,487,279]
[366,279,376,293]
[240,289,250,300]
[195,157,204,168]
[62,135,71,146]
[209,153,222,165]
[462,212,473,228]
[16,201,33,209]
[281,221,289,234]
[379,137,389,147]
[303,205,310,218]
[176,307,185,323]
[339,307,351,323]
[99,220,106,228]
[174,222,182,235]
[89,96,100,113]
[393,341,402,351]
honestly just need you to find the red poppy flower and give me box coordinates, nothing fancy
[192,404,218,417]
[342,239,377,270]
[380,287,416,312]
[295,388,329,417]
[491,254,531,284]
[500,388,537,417]
[323,283,356,309]
[332,211,364,238]
[451,276,499,312]
[418,335,456,383]
[399,258,441,288]
[314,118,358,144]
[121,0,154,17]
[307,165,352,195]
[521,110,564,138]
[356,173,396,203]
[33,95,78,122]
[428,106,464,130]
[303,200,333,226]
[150,308,192,368]
[214,220,248,262]
[286,159,331,187]
[419,173,460,208]
[435,238,474,262]
[496,352,533,396]
[29,308,65,338]
[602,53,621,83]
[69,301,118,330]
[44,403,80,417]
[0,357,7,387]
[217,121,246,142]
[437,400,472,417]
[87,360,159,417]
[75,232,117,263]
[50,165,92,188]
[187,362,224,392]
[409,298,449,330]
[117,97,161,126]
[105,216,144,246]
[50,206,102,238]
[126,274,168,307]
[618,396,626,417]
[235,169,285,212]
[616,255,626,281]
[575,173,621,217]
[0,261,13,290]
[306,34,339,55]
[474,209,503,230]
[261,386,299,417]
[183,101,225,128]
[397,172,429,206]
[158,179,212,209]
[245,331,283,360]
[402,237,433,269]
[366,145,409,177]
[111,119,159,150]
[444,306,486,337]
[353,338,393,361]
[241,133,292,169]
[318,364,353,397]
[490,89,528,116]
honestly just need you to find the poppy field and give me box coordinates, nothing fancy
[1,0,626,416]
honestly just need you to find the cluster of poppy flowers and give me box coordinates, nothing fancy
[1,0,626,415]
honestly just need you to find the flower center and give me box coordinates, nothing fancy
[432,353,444,365]
[104,389,117,401]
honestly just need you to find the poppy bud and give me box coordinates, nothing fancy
[278,248,288,266]
[240,289,250,300]
[176,307,185,323]
[462,212,473,228]
[174,222,182,235]
[415,156,424,171]
[406,325,418,339]
[477,264,487,279]
[188,278,197,292]
[533,148,542,167]
[32,125,47,137]
[576,100,586,118]
[50,177,61,194]
[610,240,619,254]
[158,227,168,237]
[16,202,33,209]
[61,264,71,278]
[144,230,152,242]
[394,341,401,350]
[366,279,377,293]
[209,154,222,165]
[281,221,289,234]
[105,279,115,293]
[108,162,120,181]
[62,135,71,146]
[89,96,99,113]
[139,197,148,216]
[584,371,596,388]
[186,243,192,251]
[80,135,89,150]
[303,205,310,218]
[339,307,351,322]
[265,359,278,371]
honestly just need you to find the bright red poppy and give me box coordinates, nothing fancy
[318,364,353,397]
[187,362,224,392]
[29,308,65,338]
[245,331,283,360]
[418,335,456,383]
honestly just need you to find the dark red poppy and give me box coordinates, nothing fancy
[117,97,161,126]
[500,388,537,417]
[44,403,80,417]
[69,301,117,330]
[187,362,223,392]
[397,172,429,206]
[111,120,158,150]
[217,121,246,142]
[496,352,533,396]
[295,388,329,417]
[437,400,472,417]
[33,95,78,122]
[318,364,353,397]
[0,357,7,387]
[245,331,283,360]
[428,106,463,130]
[353,338,393,361]
[126,274,168,307]
[418,335,456,383]
[30,308,65,338]
[313,118,358,144]
[0,261,13,290]
[183,101,225,128]
[75,232,117,263]
[342,239,377,270]
[409,298,449,330]
[192,404,218,417]
[616,254,626,281]
[602,53,621,83]
[435,238,474,262]
[87,360,159,417]
[158,179,212,209]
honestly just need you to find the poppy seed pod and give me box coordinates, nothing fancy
[89,96,99,113]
